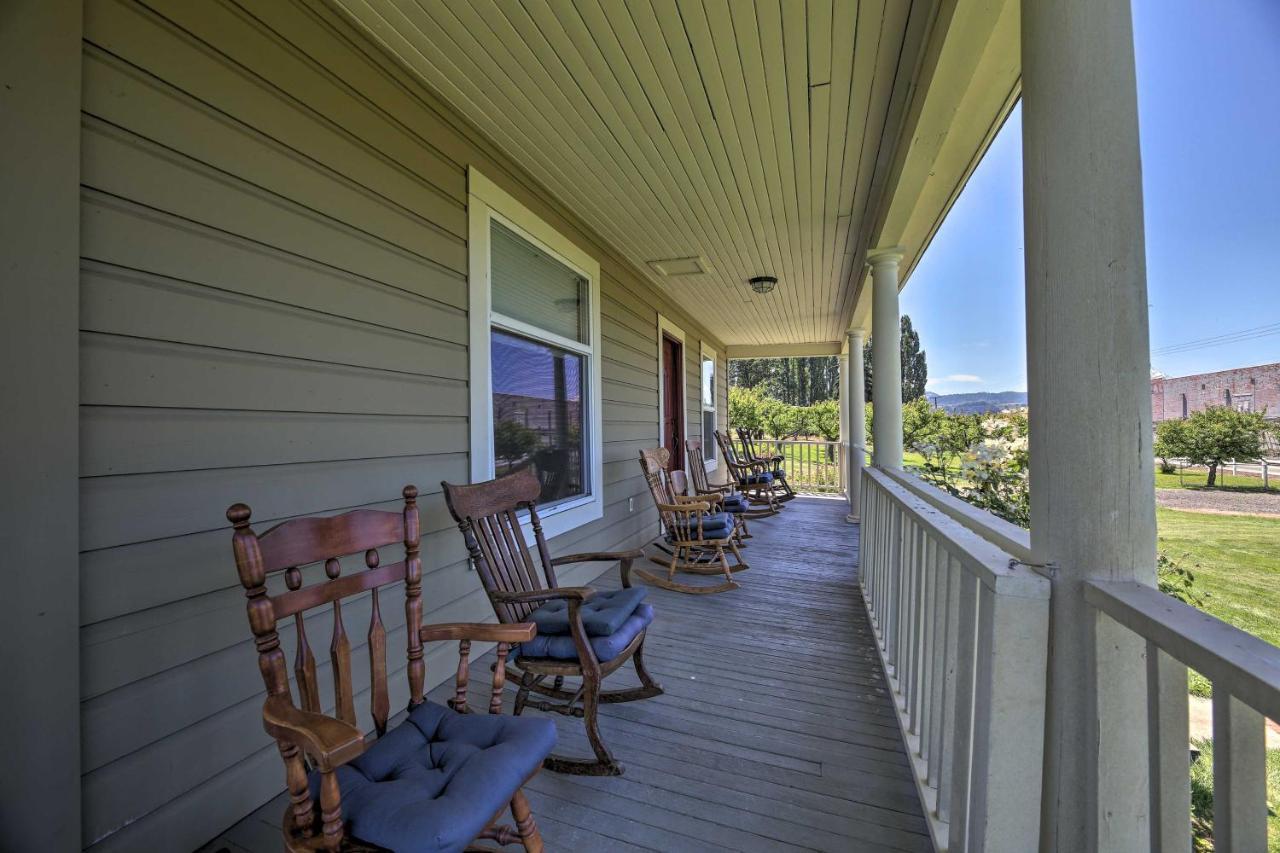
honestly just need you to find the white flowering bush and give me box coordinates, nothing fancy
[958,412,1029,527]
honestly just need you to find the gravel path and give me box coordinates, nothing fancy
[1156,487,1280,517]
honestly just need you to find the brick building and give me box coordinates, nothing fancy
[1151,361,1280,422]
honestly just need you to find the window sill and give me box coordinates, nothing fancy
[520,494,603,541]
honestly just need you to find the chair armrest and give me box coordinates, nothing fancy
[551,549,644,566]
[421,622,537,644]
[658,501,710,513]
[490,586,596,605]
[263,695,364,772]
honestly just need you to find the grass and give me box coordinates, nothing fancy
[1158,507,1280,649]
[1156,466,1273,491]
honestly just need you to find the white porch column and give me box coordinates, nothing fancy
[846,329,867,521]
[869,250,903,469]
[1022,1,1157,850]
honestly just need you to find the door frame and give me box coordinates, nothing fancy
[656,314,688,472]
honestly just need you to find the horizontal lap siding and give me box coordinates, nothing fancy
[78,1,723,850]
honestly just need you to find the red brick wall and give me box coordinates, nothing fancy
[1151,362,1280,422]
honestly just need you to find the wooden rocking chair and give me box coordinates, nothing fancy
[714,429,784,513]
[441,468,663,777]
[736,428,797,501]
[637,447,749,595]
[685,438,777,531]
[226,486,553,853]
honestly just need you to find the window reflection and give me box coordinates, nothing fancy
[492,329,586,505]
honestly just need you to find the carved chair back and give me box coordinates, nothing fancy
[227,486,424,739]
[639,447,680,529]
[684,441,718,494]
[440,467,555,624]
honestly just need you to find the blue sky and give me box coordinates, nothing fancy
[902,0,1280,396]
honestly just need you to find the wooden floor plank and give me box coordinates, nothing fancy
[197,497,929,852]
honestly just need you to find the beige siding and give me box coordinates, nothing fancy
[77,0,725,849]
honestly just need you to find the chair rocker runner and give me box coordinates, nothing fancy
[736,428,797,502]
[441,468,663,777]
[713,430,784,514]
[227,486,553,853]
[637,447,749,595]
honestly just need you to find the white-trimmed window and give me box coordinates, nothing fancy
[468,168,603,539]
[700,342,718,472]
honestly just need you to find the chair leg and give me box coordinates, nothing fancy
[511,789,543,853]
[542,675,623,776]
[602,635,664,703]
[514,670,533,716]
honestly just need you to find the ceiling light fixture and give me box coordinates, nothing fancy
[749,275,778,294]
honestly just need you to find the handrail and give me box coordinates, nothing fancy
[1086,580,1280,722]
[864,468,1046,599]
[751,438,843,494]
[879,466,1033,563]
[859,466,1049,852]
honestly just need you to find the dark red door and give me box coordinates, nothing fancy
[661,335,684,470]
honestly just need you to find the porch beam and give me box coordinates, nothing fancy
[1022,0,1158,849]
[724,342,843,359]
[869,249,904,469]
[846,329,867,521]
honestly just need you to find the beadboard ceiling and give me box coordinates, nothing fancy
[333,0,1018,350]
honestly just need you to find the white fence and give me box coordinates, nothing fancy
[860,466,1050,851]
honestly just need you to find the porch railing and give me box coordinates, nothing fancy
[860,466,1050,851]
[1086,582,1280,851]
[867,464,1280,851]
[748,439,844,494]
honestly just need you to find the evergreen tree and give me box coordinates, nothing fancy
[862,314,928,403]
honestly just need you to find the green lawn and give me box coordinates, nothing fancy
[1156,466,1273,491]
[1158,507,1280,648]
[1158,508,1280,850]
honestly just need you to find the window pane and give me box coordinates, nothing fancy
[492,329,587,506]
[491,220,588,343]
[701,356,715,408]
[702,410,716,461]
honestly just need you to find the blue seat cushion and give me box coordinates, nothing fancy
[673,511,734,538]
[527,586,647,637]
[720,492,749,512]
[515,602,654,663]
[738,471,774,486]
[309,701,556,853]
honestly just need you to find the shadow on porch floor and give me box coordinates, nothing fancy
[200,497,928,852]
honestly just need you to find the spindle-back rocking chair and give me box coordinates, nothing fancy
[736,428,797,501]
[441,468,663,777]
[227,486,554,852]
[637,447,749,594]
[685,438,776,531]
[714,430,784,513]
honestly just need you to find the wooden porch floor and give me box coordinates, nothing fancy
[201,497,929,852]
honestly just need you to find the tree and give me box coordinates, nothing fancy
[862,314,928,403]
[1153,406,1268,486]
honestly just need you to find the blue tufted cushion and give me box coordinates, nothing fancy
[671,511,734,539]
[720,493,749,513]
[527,586,646,637]
[307,701,556,853]
[770,467,788,480]
[738,471,774,486]
[515,602,654,663]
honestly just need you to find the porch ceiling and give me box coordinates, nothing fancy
[333,0,1018,349]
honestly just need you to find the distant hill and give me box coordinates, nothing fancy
[926,390,1028,415]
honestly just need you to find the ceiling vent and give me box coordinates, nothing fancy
[648,256,711,277]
